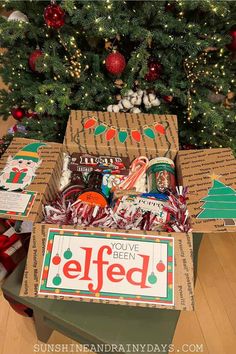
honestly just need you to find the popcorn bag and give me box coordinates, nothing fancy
[1,110,232,311]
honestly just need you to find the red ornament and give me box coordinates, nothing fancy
[227,26,236,52]
[11,107,25,121]
[105,127,117,141]
[52,255,61,265]
[84,117,97,129]
[156,261,166,272]
[44,3,65,29]
[145,58,162,82]
[163,95,173,103]
[25,111,38,119]
[154,123,166,135]
[9,124,18,134]
[105,52,126,75]
[131,130,142,142]
[28,50,43,72]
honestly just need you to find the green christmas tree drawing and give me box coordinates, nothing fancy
[198,176,236,221]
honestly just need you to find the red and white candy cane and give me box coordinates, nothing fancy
[118,156,149,191]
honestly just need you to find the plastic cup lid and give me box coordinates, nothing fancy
[148,157,175,169]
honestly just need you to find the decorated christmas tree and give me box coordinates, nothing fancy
[198,177,236,220]
[0,1,235,150]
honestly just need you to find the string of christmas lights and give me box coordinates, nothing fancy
[57,33,82,79]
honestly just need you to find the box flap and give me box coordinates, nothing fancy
[178,148,236,233]
[64,110,179,160]
[21,223,194,311]
[0,138,63,222]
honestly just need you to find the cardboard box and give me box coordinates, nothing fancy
[0,138,63,222]
[19,110,236,311]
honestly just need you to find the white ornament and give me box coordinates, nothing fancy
[143,94,151,108]
[108,89,161,114]
[150,97,161,107]
[137,89,144,97]
[143,93,161,109]
[107,104,120,113]
[118,98,133,110]
[8,11,29,23]
[130,93,142,106]
[130,107,141,113]
[148,93,156,101]
[124,89,134,97]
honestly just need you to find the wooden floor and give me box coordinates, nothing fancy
[1,82,236,353]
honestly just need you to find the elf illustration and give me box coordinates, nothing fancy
[0,142,46,191]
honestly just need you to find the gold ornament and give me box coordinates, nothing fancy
[68,48,82,78]
[105,40,113,51]
[224,92,235,109]
[114,79,124,88]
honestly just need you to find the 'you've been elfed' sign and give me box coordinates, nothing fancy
[38,229,174,307]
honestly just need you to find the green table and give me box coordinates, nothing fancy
[1,234,203,353]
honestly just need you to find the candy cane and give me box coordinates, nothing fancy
[118,156,149,191]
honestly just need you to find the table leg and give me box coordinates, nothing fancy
[34,312,54,343]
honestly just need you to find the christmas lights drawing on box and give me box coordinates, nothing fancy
[197,173,236,225]
[83,116,168,143]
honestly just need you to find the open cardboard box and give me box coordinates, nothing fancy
[14,110,236,311]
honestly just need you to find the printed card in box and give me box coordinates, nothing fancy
[178,148,236,232]
[21,224,194,311]
[39,229,175,306]
[0,138,63,222]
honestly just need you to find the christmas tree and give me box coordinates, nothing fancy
[0,1,235,150]
[198,177,236,220]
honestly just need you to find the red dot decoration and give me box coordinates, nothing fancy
[168,272,173,284]
[42,269,48,280]
[52,255,61,265]
[156,261,166,272]
[47,242,53,252]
